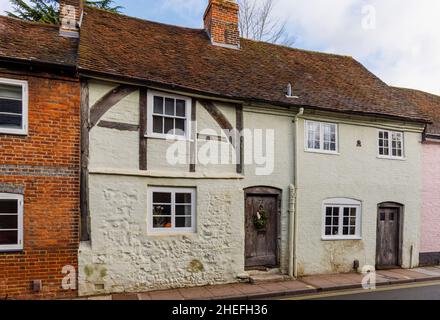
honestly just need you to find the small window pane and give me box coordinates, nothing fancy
[0,99,22,114]
[0,215,18,229]
[176,193,192,204]
[153,192,171,203]
[176,100,186,117]
[325,227,331,235]
[0,200,18,214]
[343,227,349,235]
[176,205,191,216]
[175,119,185,136]
[176,217,192,228]
[164,117,174,135]
[153,116,163,133]
[332,227,339,235]
[0,84,22,100]
[0,230,18,245]
[0,114,22,129]
[153,96,164,114]
[165,98,175,116]
[153,217,172,228]
[152,205,171,216]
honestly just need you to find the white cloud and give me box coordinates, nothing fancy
[270,0,440,95]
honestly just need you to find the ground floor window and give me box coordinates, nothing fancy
[0,193,23,251]
[148,187,196,233]
[322,198,361,240]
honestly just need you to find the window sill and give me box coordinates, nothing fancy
[0,130,27,136]
[0,247,24,253]
[305,149,340,156]
[145,134,192,142]
[321,237,362,241]
[377,155,406,161]
[146,231,197,237]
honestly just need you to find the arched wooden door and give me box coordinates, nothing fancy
[244,187,281,269]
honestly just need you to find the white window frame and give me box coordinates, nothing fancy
[0,78,28,135]
[377,129,405,160]
[146,90,192,140]
[305,120,339,154]
[322,198,361,240]
[0,193,24,251]
[148,187,196,234]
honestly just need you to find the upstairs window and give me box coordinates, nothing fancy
[305,120,338,153]
[322,198,361,240]
[0,193,23,251]
[0,78,28,135]
[148,187,196,233]
[378,130,404,159]
[147,90,191,139]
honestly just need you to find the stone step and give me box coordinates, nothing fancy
[249,274,290,284]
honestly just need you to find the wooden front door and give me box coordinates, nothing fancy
[245,189,279,269]
[376,207,400,268]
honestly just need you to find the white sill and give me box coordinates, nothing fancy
[377,155,406,161]
[0,245,24,252]
[322,236,362,241]
[147,231,197,237]
[145,134,192,142]
[305,149,340,156]
[0,129,27,136]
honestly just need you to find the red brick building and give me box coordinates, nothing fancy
[0,7,80,299]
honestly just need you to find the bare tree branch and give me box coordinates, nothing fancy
[237,0,295,47]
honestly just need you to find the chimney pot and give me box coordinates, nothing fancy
[204,0,240,49]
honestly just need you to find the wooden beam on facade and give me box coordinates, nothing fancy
[97,120,139,132]
[80,80,90,242]
[89,85,137,128]
[139,88,148,171]
[236,104,244,174]
[189,99,197,172]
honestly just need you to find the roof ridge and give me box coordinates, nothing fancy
[84,5,204,33]
[0,14,59,29]
[391,86,440,99]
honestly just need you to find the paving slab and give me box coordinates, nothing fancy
[112,293,139,300]
[148,289,185,300]
[138,292,152,300]
[376,270,416,284]
[178,287,214,300]
[206,284,244,299]
[412,267,440,277]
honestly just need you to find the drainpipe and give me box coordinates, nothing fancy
[289,107,304,278]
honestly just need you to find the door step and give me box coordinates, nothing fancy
[249,273,290,284]
[244,269,290,284]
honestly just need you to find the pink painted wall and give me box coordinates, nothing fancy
[421,141,440,253]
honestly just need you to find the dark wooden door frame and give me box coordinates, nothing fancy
[244,186,282,269]
[376,202,404,269]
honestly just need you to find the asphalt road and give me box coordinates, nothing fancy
[284,281,440,300]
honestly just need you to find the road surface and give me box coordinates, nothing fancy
[284,281,440,300]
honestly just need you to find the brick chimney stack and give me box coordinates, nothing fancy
[59,0,83,38]
[204,0,240,49]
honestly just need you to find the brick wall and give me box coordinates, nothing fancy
[0,71,80,299]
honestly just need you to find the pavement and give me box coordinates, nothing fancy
[80,266,440,300]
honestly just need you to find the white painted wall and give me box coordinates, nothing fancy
[80,80,295,296]
[295,114,424,275]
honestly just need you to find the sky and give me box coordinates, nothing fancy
[1,0,439,95]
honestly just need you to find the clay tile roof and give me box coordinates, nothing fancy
[0,15,78,67]
[392,87,440,136]
[77,7,430,123]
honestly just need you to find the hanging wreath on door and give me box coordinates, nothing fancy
[253,204,268,230]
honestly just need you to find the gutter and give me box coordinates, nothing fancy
[289,107,304,278]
